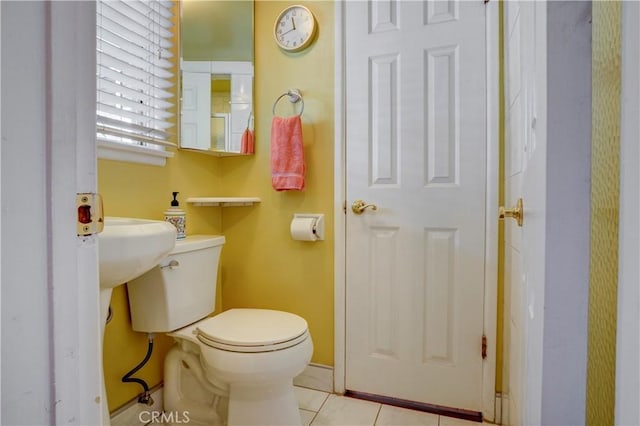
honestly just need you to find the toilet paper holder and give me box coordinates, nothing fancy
[291,213,324,241]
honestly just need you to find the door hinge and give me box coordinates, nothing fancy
[77,193,104,236]
[484,0,490,4]
[482,334,487,359]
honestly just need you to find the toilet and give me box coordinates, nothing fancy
[127,235,313,426]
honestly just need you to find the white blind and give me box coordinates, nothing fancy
[96,0,176,164]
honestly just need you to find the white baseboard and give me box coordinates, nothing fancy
[293,363,334,393]
[495,393,508,426]
[110,387,164,426]
[494,393,502,425]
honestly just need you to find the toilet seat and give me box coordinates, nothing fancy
[195,309,309,353]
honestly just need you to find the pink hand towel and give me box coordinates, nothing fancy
[241,128,254,154]
[271,115,305,191]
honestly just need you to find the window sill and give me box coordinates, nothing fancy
[98,141,174,166]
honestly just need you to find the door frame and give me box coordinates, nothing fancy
[1,2,102,424]
[616,1,640,423]
[333,1,500,420]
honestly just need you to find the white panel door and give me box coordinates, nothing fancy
[181,71,211,150]
[345,0,488,411]
[503,2,547,425]
[2,2,102,423]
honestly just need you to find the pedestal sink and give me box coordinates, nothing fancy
[99,216,177,327]
[98,217,176,424]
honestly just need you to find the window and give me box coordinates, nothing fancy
[96,0,176,166]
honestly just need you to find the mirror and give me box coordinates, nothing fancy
[180,1,254,156]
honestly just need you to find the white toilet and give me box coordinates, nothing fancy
[127,235,313,426]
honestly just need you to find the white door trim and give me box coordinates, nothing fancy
[482,0,500,421]
[47,2,104,423]
[333,0,347,397]
[616,2,640,424]
[333,1,499,419]
[1,2,102,424]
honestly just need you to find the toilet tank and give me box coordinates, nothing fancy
[127,235,225,333]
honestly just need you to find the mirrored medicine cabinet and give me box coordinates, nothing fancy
[180,0,254,156]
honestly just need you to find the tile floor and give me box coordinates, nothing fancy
[294,386,483,426]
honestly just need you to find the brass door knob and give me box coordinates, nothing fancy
[352,200,378,215]
[499,198,523,227]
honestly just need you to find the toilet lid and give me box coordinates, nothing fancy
[195,309,309,353]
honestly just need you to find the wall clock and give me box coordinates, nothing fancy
[273,5,317,52]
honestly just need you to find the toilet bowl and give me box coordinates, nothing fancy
[167,309,313,425]
[127,236,313,426]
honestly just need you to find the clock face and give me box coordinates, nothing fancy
[274,5,317,52]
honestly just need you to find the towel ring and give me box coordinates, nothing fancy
[272,89,304,117]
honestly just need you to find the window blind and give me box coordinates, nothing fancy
[96,0,176,165]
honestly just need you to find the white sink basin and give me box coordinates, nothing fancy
[99,216,177,289]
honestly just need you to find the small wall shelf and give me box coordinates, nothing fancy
[186,197,261,207]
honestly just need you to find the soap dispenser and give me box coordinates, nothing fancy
[164,192,185,239]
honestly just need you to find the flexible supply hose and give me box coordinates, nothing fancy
[122,333,154,404]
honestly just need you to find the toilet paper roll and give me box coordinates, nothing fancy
[290,217,317,241]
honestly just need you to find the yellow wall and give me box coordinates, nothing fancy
[100,0,335,412]
[220,0,335,366]
[587,2,621,424]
